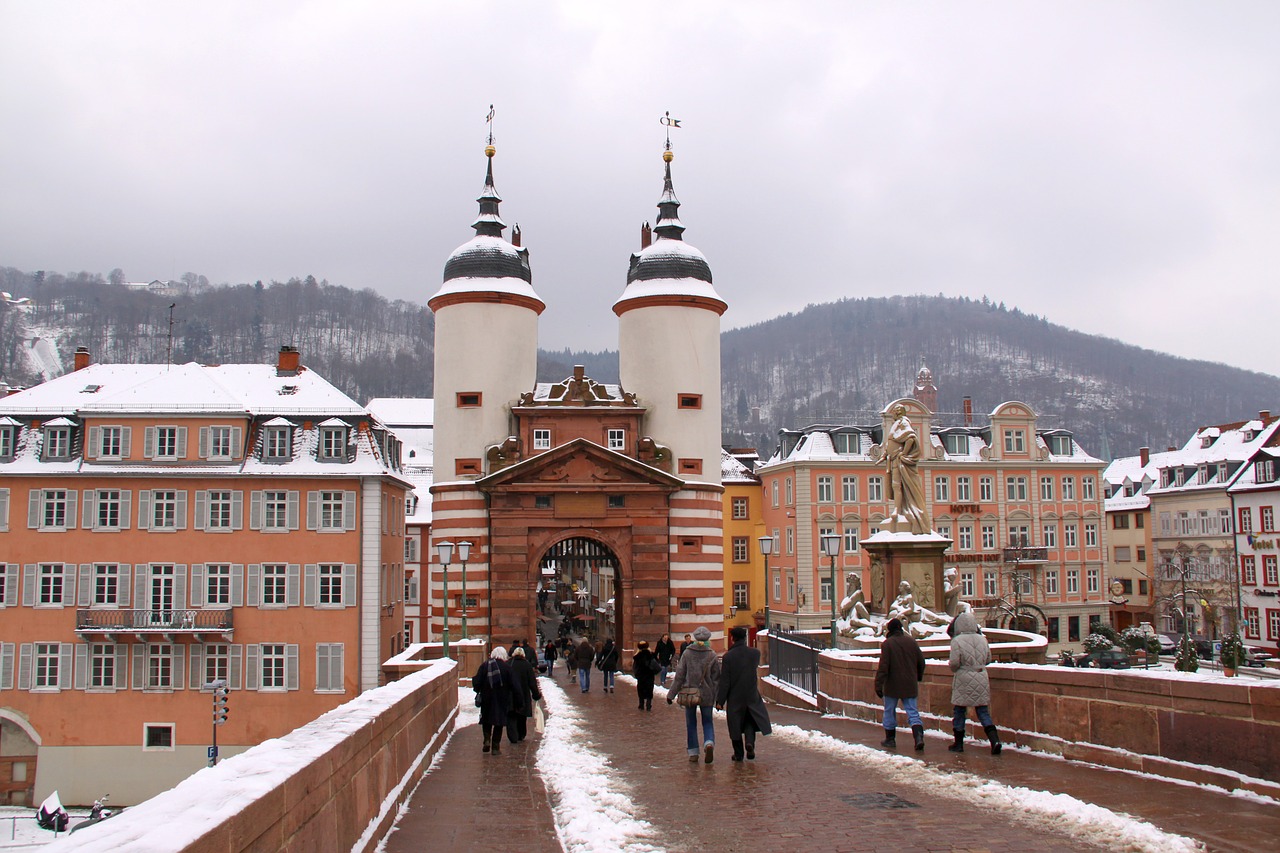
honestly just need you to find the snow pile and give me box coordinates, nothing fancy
[772,724,1204,853]
[536,678,662,853]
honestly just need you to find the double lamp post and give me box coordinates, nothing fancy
[435,540,472,659]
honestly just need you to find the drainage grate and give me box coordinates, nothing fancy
[838,792,920,810]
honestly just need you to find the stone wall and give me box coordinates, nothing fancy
[57,659,459,853]
[816,652,1280,797]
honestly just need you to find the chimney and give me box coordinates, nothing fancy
[1139,447,1150,467]
[962,396,973,426]
[1167,446,1176,453]
[277,345,300,376]
[640,221,652,249]
[0,382,10,398]
[1261,410,1272,421]
[573,365,585,383]
[512,224,521,247]
[74,346,91,371]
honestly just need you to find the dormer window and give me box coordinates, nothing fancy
[43,425,73,460]
[1174,468,1186,487]
[262,424,292,462]
[1257,459,1276,483]
[1197,465,1209,485]
[1003,429,1025,454]
[831,432,859,454]
[943,434,968,455]
[145,425,186,460]
[318,424,348,461]
[1201,436,1214,448]
[0,424,14,460]
[1047,435,1072,456]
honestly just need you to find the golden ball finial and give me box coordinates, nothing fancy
[662,149,674,163]
[485,144,496,158]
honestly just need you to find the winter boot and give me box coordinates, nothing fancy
[880,729,896,748]
[745,738,756,760]
[638,699,646,710]
[731,738,745,762]
[482,733,491,754]
[984,724,1002,755]
[645,699,652,711]
[948,730,965,752]
[912,724,926,751]
[490,737,501,755]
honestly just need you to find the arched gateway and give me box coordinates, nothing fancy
[537,537,622,643]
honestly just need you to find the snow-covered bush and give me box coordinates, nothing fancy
[1175,635,1199,672]
[1220,632,1245,670]
[1119,626,1159,655]
[1082,633,1114,653]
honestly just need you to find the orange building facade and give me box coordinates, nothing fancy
[0,348,410,805]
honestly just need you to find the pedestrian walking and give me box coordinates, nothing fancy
[677,633,693,661]
[666,625,721,763]
[473,646,514,754]
[520,638,537,667]
[506,647,542,744]
[596,637,620,693]
[543,639,559,675]
[947,612,1002,754]
[874,617,927,750]
[716,625,771,761]
[655,632,676,685]
[632,640,659,710]
[573,637,595,692]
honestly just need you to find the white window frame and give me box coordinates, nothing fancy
[843,529,859,553]
[607,428,625,451]
[958,525,973,551]
[1062,477,1076,500]
[981,524,996,550]
[934,476,949,502]
[1040,477,1054,501]
[1004,429,1025,453]
[841,476,858,503]
[868,476,883,503]
[1082,477,1096,500]
[532,429,551,451]
[1085,522,1098,548]
[92,564,120,606]
[318,426,347,461]
[816,475,833,503]
[956,477,971,502]
[979,477,993,502]
[1045,570,1059,595]
[44,426,72,460]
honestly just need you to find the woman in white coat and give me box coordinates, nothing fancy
[947,612,1002,754]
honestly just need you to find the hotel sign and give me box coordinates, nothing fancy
[949,504,983,515]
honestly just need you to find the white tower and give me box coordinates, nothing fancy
[429,145,544,481]
[614,148,726,484]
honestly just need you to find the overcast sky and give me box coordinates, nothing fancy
[2,1,1277,374]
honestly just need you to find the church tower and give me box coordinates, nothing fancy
[913,359,937,413]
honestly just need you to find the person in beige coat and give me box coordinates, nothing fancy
[948,612,1001,754]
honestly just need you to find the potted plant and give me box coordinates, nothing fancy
[1175,635,1199,673]
[1220,632,1246,677]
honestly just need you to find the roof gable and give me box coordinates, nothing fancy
[477,437,684,491]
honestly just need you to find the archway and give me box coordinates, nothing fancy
[537,536,623,648]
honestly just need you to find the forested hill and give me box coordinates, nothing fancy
[2,268,1276,459]
[720,295,1280,459]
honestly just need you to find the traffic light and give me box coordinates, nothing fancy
[212,680,229,726]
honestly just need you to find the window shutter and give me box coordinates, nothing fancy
[138,491,151,530]
[408,575,419,605]
[3,565,17,607]
[316,644,330,691]
[304,564,318,607]
[246,645,260,690]
[286,644,299,691]
[22,565,36,607]
[82,490,95,529]
[287,564,301,607]
[114,644,128,689]
[189,646,204,690]
[59,644,73,689]
[62,564,76,606]
[65,491,77,529]
[119,491,131,528]
[231,491,243,530]
[231,427,242,457]
[343,491,357,530]
[198,427,209,459]
[1,642,16,690]
[18,644,33,690]
[307,491,319,530]
[172,646,184,690]
[229,644,243,690]
[144,426,156,459]
[231,565,244,607]
[249,491,263,530]
[118,565,131,607]
[190,564,205,607]
[343,564,357,608]
[28,490,42,528]
[173,566,187,614]
[287,491,300,530]
[74,643,88,690]
[88,426,100,458]
[176,427,188,458]
[0,489,8,530]
[247,564,261,607]
[194,491,207,531]
[174,491,187,530]
[121,427,132,457]
[132,644,145,690]
[134,565,149,610]
[78,564,92,607]
[330,645,344,691]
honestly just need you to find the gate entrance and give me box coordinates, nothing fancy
[538,537,621,644]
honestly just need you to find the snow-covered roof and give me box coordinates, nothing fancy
[612,275,727,313]
[367,397,434,427]
[1142,416,1280,496]
[721,448,759,484]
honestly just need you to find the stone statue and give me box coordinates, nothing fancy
[885,580,948,636]
[943,567,963,618]
[884,405,930,535]
[837,572,877,634]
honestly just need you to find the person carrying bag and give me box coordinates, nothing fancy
[666,626,722,763]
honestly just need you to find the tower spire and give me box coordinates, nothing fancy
[655,111,685,240]
[472,104,505,238]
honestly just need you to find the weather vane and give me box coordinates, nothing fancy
[485,104,496,157]
[660,111,682,153]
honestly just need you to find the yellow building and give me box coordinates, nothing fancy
[721,449,765,639]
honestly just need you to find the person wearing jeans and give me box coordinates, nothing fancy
[666,626,722,763]
[572,637,595,693]
[874,617,927,750]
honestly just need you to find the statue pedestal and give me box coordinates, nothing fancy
[862,532,952,616]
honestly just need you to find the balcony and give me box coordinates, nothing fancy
[1002,546,1049,564]
[76,608,234,640]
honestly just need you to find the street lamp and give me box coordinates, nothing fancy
[436,540,453,658]
[456,541,472,639]
[1005,533,1033,632]
[758,536,775,636]
[820,532,841,647]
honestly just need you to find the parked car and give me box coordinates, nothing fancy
[1081,648,1131,669]
[1156,634,1176,654]
[1242,648,1273,668]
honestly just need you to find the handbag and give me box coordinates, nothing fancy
[676,686,701,708]
[533,701,545,734]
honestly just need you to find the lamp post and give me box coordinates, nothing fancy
[758,536,775,636]
[436,541,453,658]
[456,541,472,640]
[1005,533,1032,632]
[820,532,841,647]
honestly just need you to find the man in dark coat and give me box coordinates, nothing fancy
[572,637,596,693]
[874,617,927,750]
[506,647,542,743]
[655,633,676,685]
[715,625,772,761]
[473,647,514,754]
